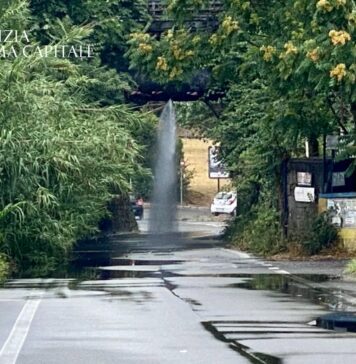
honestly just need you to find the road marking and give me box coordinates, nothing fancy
[223,249,251,259]
[224,248,293,276]
[0,295,42,364]
[275,270,291,275]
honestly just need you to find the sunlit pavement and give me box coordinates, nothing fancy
[1,207,356,363]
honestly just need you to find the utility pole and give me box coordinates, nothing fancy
[180,160,185,206]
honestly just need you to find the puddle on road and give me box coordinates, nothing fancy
[99,269,160,280]
[226,274,352,311]
[229,273,329,292]
[110,258,185,266]
[3,239,356,364]
[317,312,356,332]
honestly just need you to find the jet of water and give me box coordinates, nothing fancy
[149,100,177,234]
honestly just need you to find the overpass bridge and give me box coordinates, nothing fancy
[127,1,224,104]
[148,0,223,35]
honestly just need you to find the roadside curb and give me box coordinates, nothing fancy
[143,203,209,210]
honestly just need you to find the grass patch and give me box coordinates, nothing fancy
[302,212,339,255]
[182,138,231,203]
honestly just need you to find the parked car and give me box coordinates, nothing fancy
[210,191,237,216]
[129,194,144,220]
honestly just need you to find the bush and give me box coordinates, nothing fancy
[0,254,9,283]
[303,212,339,255]
[228,204,284,255]
[344,259,356,275]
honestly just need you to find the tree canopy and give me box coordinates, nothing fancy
[127,0,355,253]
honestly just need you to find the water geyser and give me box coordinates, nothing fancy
[149,100,177,234]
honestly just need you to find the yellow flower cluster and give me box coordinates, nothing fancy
[130,32,150,43]
[170,42,194,60]
[317,0,346,11]
[138,43,153,54]
[166,30,174,39]
[330,63,347,81]
[221,16,239,35]
[209,34,219,46]
[348,11,356,25]
[316,0,333,12]
[156,57,168,71]
[284,41,298,55]
[307,48,319,62]
[192,35,201,45]
[250,13,260,25]
[169,66,183,80]
[167,0,178,12]
[171,42,184,60]
[329,30,351,45]
[260,45,276,62]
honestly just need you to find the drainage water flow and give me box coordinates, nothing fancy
[149,100,178,234]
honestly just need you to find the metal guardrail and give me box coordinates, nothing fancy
[148,0,164,19]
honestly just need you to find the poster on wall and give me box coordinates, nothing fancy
[294,187,315,203]
[297,172,312,186]
[208,146,230,179]
[327,198,356,228]
[332,172,346,187]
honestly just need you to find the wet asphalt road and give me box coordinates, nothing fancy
[1,207,356,363]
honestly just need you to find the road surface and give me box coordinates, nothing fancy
[0,207,355,363]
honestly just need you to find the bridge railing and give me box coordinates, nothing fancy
[148,0,223,21]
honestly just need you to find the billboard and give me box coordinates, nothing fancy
[208,146,230,179]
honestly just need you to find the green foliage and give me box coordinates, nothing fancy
[29,0,149,71]
[227,201,283,256]
[0,52,142,272]
[345,259,356,275]
[303,212,339,255]
[129,111,157,200]
[0,254,9,283]
[176,138,194,202]
[127,0,355,145]
[0,1,155,275]
[125,0,356,255]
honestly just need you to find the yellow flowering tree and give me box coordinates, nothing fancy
[127,0,355,132]
[126,0,355,253]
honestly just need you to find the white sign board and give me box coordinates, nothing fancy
[208,146,230,179]
[294,187,315,203]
